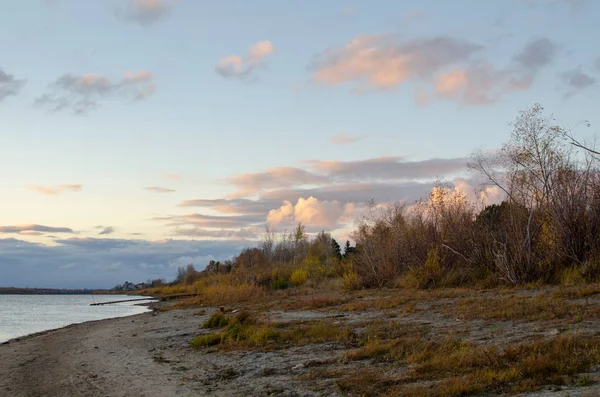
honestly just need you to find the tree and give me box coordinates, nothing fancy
[343,240,356,258]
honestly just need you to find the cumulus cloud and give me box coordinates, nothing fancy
[0,224,74,234]
[267,197,354,229]
[35,71,156,114]
[311,34,557,105]
[452,178,503,207]
[144,186,175,193]
[561,67,596,96]
[330,132,366,144]
[120,0,174,25]
[27,184,82,195]
[216,40,275,81]
[0,68,27,104]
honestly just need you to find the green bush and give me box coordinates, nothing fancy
[202,312,230,328]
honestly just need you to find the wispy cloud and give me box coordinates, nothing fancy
[27,184,82,195]
[216,40,275,81]
[330,132,366,144]
[96,226,116,235]
[0,68,27,104]
[144,186,175,193]
[311,34,557,105]
[226,167,329,198]
[164,173,181,180]
[311,34,481,92]
[120,0,174,25]
[561,67,596,96]
[35,71,156,114]
[0,224,74,233]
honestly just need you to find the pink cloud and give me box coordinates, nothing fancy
[330,132,366,144]
[27,184,82,195]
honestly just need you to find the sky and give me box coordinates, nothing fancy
[1,0,599,288]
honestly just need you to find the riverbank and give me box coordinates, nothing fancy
[2,287,600,396]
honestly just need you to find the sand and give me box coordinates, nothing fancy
[0,304,344,397]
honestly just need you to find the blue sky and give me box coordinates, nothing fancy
[1,0,599,288]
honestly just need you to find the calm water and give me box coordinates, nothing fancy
[0,295,154,343]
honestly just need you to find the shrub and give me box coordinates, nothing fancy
[290,268,308,286]
[202,312,230,328]
[270,276,289,290]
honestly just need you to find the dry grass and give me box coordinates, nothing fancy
[190,311,354,351]
[283,295,348,310]
[337,333,600,397]
[552,284,600,299]
[447,293,584,322]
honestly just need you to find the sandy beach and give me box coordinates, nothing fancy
[0,303,345,397]
[3,290,600,397]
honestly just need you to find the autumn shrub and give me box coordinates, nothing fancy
[289,268,308,286]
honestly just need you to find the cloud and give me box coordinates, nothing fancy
[178,198,276,215]
[513,37,557,75]
[561,67,596,96]
[0,237,246,288]
[311,34,481,92]
[154,213,265,230]
[144,186,175,193]
[35,71,156,114]
[312,34,557,105]
[226,167,329,198]
[121,0,173,25]
[27,184,82,195]
[267,197,354,229]
[0,68,27,104]
[215,40,275,81]
[452,178,503,207]
[306,156,467,181]
[0,224,74,234]
[97,226,116,235]
[164,173,181,180]
[172,228,258,239]
[173,154,470,234]
[330,132,366,144]
[19,231,45,236]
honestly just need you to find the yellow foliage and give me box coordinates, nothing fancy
[290,268,308,286]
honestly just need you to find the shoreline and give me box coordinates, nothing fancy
[0,294,158,345]
[0,302,209,397]
[0,302,156,346]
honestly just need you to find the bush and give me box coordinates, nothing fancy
[270,276,289,290]
[202,312,230,329]
[290,268,308,286]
